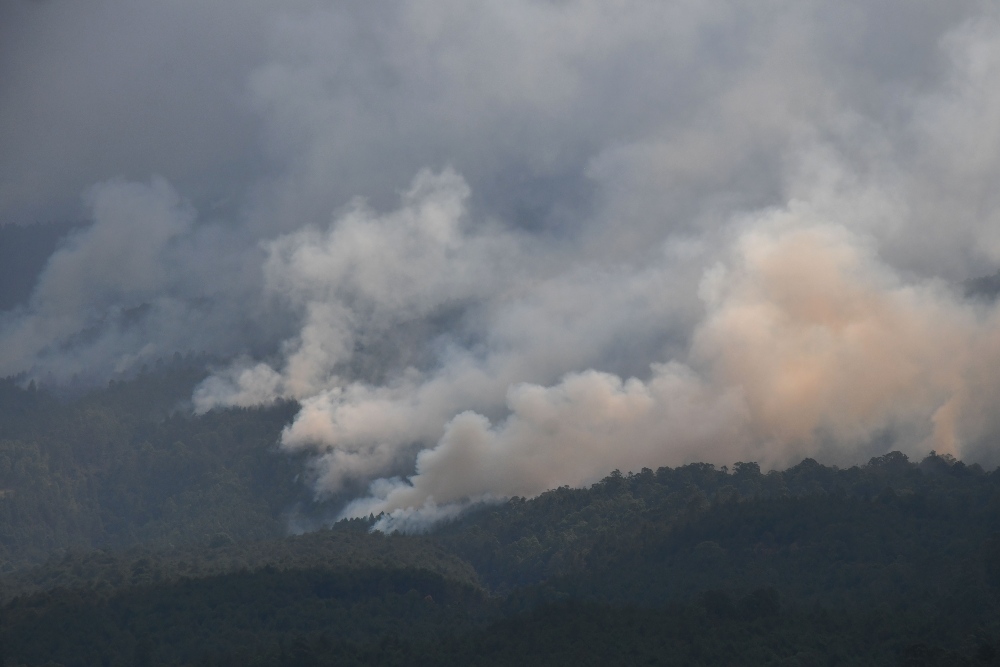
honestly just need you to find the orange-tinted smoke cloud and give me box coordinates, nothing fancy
[347,208,1000,529]
[695,210,993,462]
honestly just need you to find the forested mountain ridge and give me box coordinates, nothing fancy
[0,365,313,567]
[3,449,998,665]
[1,369,999,665]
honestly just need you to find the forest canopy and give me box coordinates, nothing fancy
[0,368,998,665]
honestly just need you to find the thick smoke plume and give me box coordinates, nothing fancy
[4,1,1000,529]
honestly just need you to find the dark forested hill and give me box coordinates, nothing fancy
[1,369,999,665]
[0,364,317,567]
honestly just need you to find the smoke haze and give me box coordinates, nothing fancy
[4,0,1000,529]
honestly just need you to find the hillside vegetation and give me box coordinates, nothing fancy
[0,370,998,665]
[0,365,311,567]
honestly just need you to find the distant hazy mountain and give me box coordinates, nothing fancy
[0,220,85,311]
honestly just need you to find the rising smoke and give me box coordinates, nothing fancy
[3,0,1000,529]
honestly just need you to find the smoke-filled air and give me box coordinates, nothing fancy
[4,0,1000,530]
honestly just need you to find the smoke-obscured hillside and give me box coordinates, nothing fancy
[6,4,1000,663]
[0,368,997,664]
[0,221,85,312]
[6,1,1000,529]
[1,419,997,665]
[0,364,320,567]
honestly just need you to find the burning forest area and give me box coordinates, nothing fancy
[2,1,1000,664]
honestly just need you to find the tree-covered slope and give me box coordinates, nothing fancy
[0,453,997,665]
[1,368,1000,665]
[0,365,314,567]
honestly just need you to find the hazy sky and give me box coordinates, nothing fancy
[3,0,1000,528]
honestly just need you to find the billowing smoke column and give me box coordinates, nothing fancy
[4,1,1000,530]
[201,177,1000,531]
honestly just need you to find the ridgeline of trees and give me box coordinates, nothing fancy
[0,363,311,567]
[1,368,999,665]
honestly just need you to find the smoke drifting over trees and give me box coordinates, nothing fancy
[3,0,1000,527]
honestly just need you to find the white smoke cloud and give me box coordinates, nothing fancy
[3,1,1000,529]
[193,167,523,409]
[0,176,284,384]
[340,202,1000,531]
[0,178,200,380]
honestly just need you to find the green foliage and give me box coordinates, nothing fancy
[0,364,312,568]
[2,367,1000,664]
[437,453,998,599]
[2,566,488,667]
[0,528,480,604]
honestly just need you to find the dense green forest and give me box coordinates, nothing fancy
[0,362,313,567]
[0,369,999,665]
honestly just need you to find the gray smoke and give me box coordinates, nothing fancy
[3,0,1000,530]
